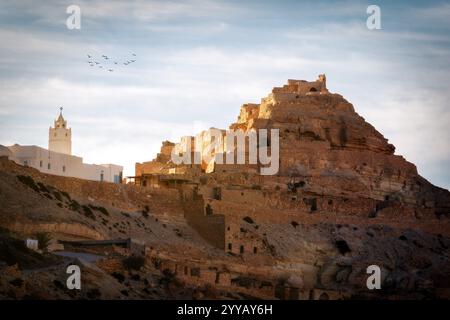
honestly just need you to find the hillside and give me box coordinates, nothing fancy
[1,77,449,300]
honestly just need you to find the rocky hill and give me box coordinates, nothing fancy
[134,76,450,299]
[0,76,449,300]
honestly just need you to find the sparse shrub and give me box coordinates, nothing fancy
[82,205,96,220]
[69,199,80,211]
[111,272,125,283]
[53,191,63,202]
[37,182,50,193]
[17,175,39,192]
[35,232,52,251]
[60,191,71,201]
[43,193,53,200]
[123,256,145,271]
[89,204,109,216]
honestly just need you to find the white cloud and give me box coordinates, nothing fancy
[406,3,450,25]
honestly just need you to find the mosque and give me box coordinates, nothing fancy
[0,108,123,183]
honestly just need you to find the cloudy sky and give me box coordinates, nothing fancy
[0,0,449,189]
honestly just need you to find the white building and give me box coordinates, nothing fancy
[0,109,123,183]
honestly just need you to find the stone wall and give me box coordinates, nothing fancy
[181,187,225,249]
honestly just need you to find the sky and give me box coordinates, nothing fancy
[0,0,449,189]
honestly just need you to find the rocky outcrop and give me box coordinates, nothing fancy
[132,76,450,299]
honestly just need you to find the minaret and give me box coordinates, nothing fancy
[49,107,72,155]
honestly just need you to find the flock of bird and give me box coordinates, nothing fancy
[86,53,137,72]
